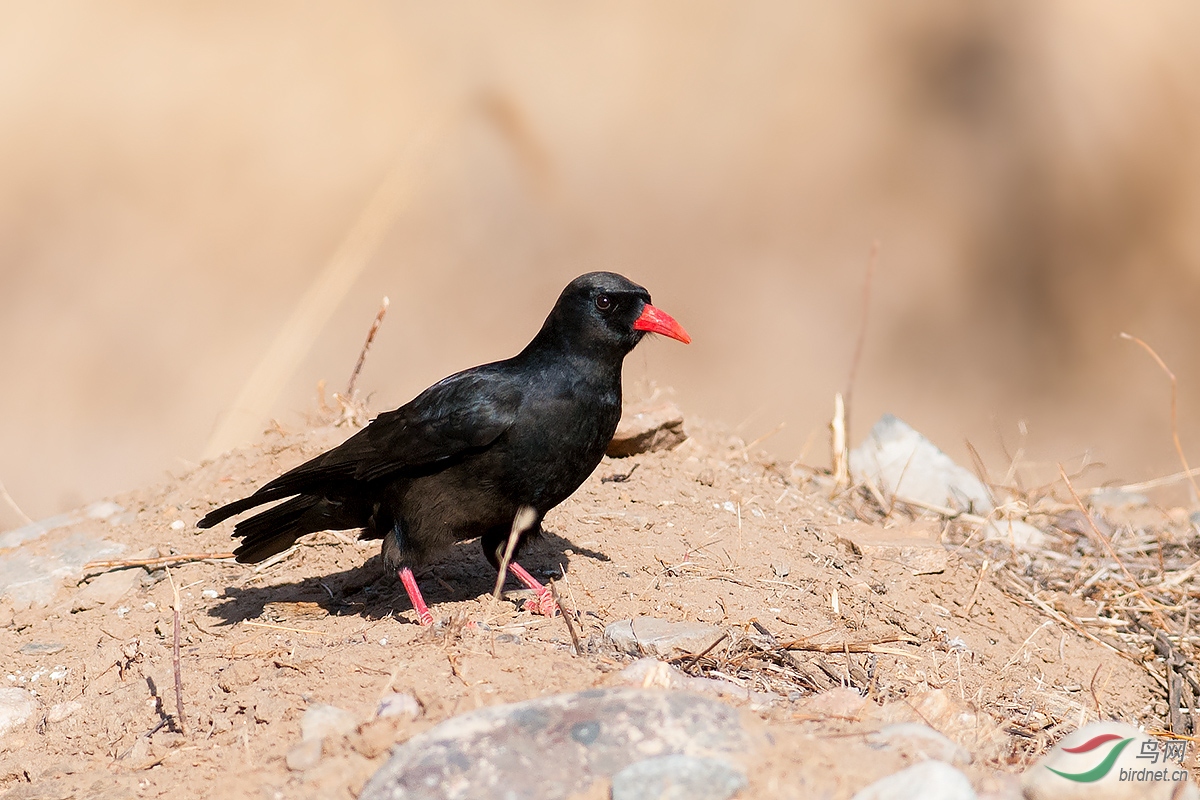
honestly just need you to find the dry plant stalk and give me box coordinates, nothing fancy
[831,392,849,491]
[335,296,392,427]
[84,553,235,571]
[203,113,447,458]
[345,296,390,399]
[165,566,186,735]
[1120,332,1200,503]
[0,478,32,526]
[491,506,538,601]
[842,241,878,453]
[549,579,581,655]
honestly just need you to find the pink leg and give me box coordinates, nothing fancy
[398,567,434,626]
[507,561,558,617]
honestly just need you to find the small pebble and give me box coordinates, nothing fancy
[170,519,186,530]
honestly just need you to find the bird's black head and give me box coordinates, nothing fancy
[532,272,690,360]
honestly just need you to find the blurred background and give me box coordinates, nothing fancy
[4,2,1200,527]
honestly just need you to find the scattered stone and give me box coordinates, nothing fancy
[46,701,83,724]
[18,642,66,656]
[0,688,37,736]
[300,704,357,742]
[611,754,747,800]
[983,519,1047,550]
[607,403,687,457]
[359,687,761,800]
[1022,721,1198,800]
[697,468,715,486]
[286,738,324,772]
[851,760,976,800]
[866,723,971,767]
[850,415,992,514]
[604,617,726,659]
[798,687,869,720]
[71,568,146,612]
[837,522,949,575]
[376,693,422,720]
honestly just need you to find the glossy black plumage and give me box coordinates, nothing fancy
[198,273,688,592]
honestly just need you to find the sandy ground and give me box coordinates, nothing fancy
[0,414,1190,799]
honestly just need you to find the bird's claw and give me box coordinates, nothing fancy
[523,591,558,618]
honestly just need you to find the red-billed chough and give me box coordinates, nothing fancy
[198,272,689,625]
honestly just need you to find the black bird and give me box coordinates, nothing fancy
[198,272,690,624]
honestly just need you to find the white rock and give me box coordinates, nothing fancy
[851,415,992,513]
[46,700,82,723]
[0,688,36,735]
[376,693,421,720]
[85,501,124,520]
[852,760,976,800]
[984,519,1047,550]
[1023,721,1197,800]
[300,704,357,742]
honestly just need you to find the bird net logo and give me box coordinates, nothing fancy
[1047,733,1189,783]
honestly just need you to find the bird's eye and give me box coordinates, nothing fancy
[595,294,612,312]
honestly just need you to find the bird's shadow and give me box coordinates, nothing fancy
[207,529,609,626]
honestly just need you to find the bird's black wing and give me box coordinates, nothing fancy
[198,366,522,527]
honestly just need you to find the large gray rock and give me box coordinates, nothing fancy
[611,754,747,800]
[850,415,992,514]
[359,688,760,800]
[604,617,726,659]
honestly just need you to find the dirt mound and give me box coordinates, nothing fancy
[0,415,1187,798]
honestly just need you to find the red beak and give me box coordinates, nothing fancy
[633,303,691,344]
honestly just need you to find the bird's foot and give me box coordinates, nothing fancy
[522,589,558,618]
[508,561,559,618]
[398,567,435,627]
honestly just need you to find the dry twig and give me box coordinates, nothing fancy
[84,553,235,571]
[492,506,538,601]
[165,567,186,735]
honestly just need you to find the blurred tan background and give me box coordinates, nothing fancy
[4,2,1200,527]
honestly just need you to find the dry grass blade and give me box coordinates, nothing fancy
[492,506,538,601]
[0,478,32,526]
[203,114,448,458]
[830,393,849,492]
[548,578,581,656]
[1120,332,1200,503]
